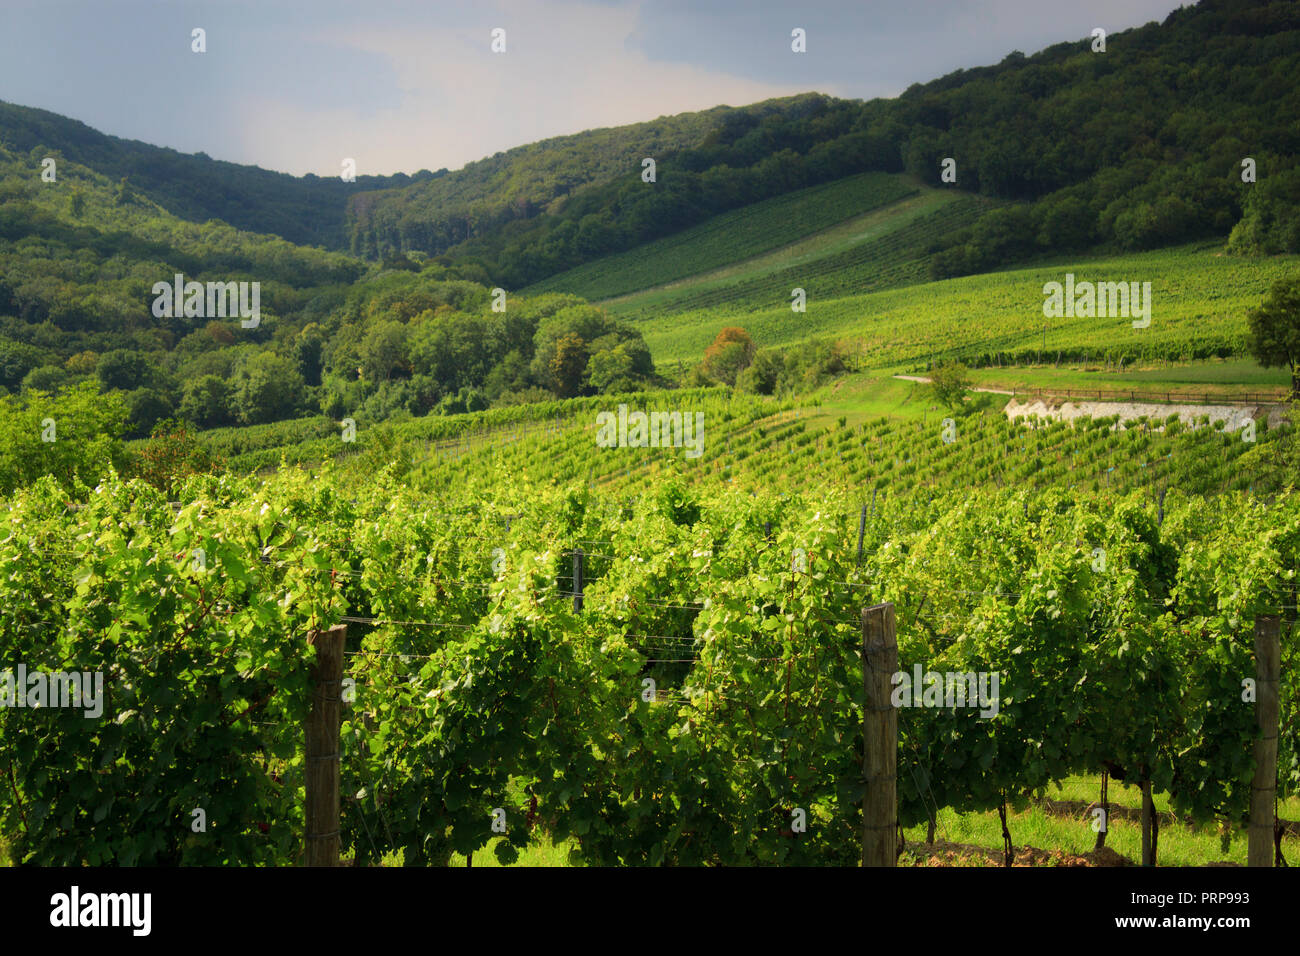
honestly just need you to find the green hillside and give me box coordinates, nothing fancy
[185,373,1288,503]
[633,243,1300,370]
[345,94,834,261]
[535,185,999,320]
[522,172,920,301]
[0,100,422,248]
[357,0,1300,290]
[0,138,659,446]
[5,0,1300,874]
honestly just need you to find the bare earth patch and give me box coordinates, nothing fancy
[903,839,1136,867]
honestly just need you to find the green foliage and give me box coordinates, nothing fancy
[0,468,345,864]
[1229,167,1300,256]
[0,381,128,496]
[21,364,69,393]
[930,361,971,409]
[230,353,306,425]
[346,93,845,271]
[3,469,1296,865]
[0,339,57,391]
[1247,274,1300,395]
[0,100,423,248]
[638,245,1300,372]
[96,349,154,392]
[128,418,224,493]
[699,327,756,387]
[736,340,850,396]
[525,172,919,302]
[179,374,233,429]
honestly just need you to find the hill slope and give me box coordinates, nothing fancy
[521,171,923,302]
[0,100,422,248]
[352,0,1300,290]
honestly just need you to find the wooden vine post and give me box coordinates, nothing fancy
[1249,614,1280,867]
[861,602,898,867]
[1140,778,1158,866]
[304,624,347,867]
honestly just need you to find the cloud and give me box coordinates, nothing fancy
[0,0,1187,175]
[264,0,799,175]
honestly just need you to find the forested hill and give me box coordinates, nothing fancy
[6,0,1298,281]
[341,95,827,260]
[0,100,427,248]
[346,0,1300,288]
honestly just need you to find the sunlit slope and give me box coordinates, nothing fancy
[601,191,997,319]
[399,382,1284,503]
[633,243,1300,370]
[521,172,921,301]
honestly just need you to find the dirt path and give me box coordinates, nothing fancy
[894,374,1013,395]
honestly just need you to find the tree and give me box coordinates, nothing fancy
[700,327,756,386]
[1247,276,1300,397]
[22,364,69,393]
[586,344,639,393]
[736,350,782,395]
[0,339,55,391]
[129,419,223,493]
[929,361,970,410]
[0,382,128,496]
[126,388,175,439]
[230,352,305,425]
[64,350,99,376]
[359,320,408,382]
[179,374,232,429]
[294,326,325,387]
[204,320,235,346]
[96,349,153,392]
[550,332,589,398]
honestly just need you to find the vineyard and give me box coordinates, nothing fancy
[635,244,1300,370]
[602,193,997,321]
[413,390,1288,502]
[187,381,1290,505]
[1,464,1296,865]
[521,172,920,302]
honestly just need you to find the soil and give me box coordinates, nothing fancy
[903,839,1138,867]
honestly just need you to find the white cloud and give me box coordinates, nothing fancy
[232,0,801,175]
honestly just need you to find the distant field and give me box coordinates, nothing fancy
[604,191,997,319]
[636,243,1300,370]
[521,171,919,301]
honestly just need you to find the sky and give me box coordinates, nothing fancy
[0,0,1190,177]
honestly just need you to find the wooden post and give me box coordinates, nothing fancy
[1249,614,1280,867]
[572,548,584,612]
[861,603,898,867]
[305,624,347,867]
[1139,776,1158,866]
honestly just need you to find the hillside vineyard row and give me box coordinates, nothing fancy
[0,466,1295,865]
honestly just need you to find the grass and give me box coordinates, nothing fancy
[359,772,1300,866]
[447,835,576,867]
[600,190,994,319]
[903,774,1300,867]
[522,171,919,301]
